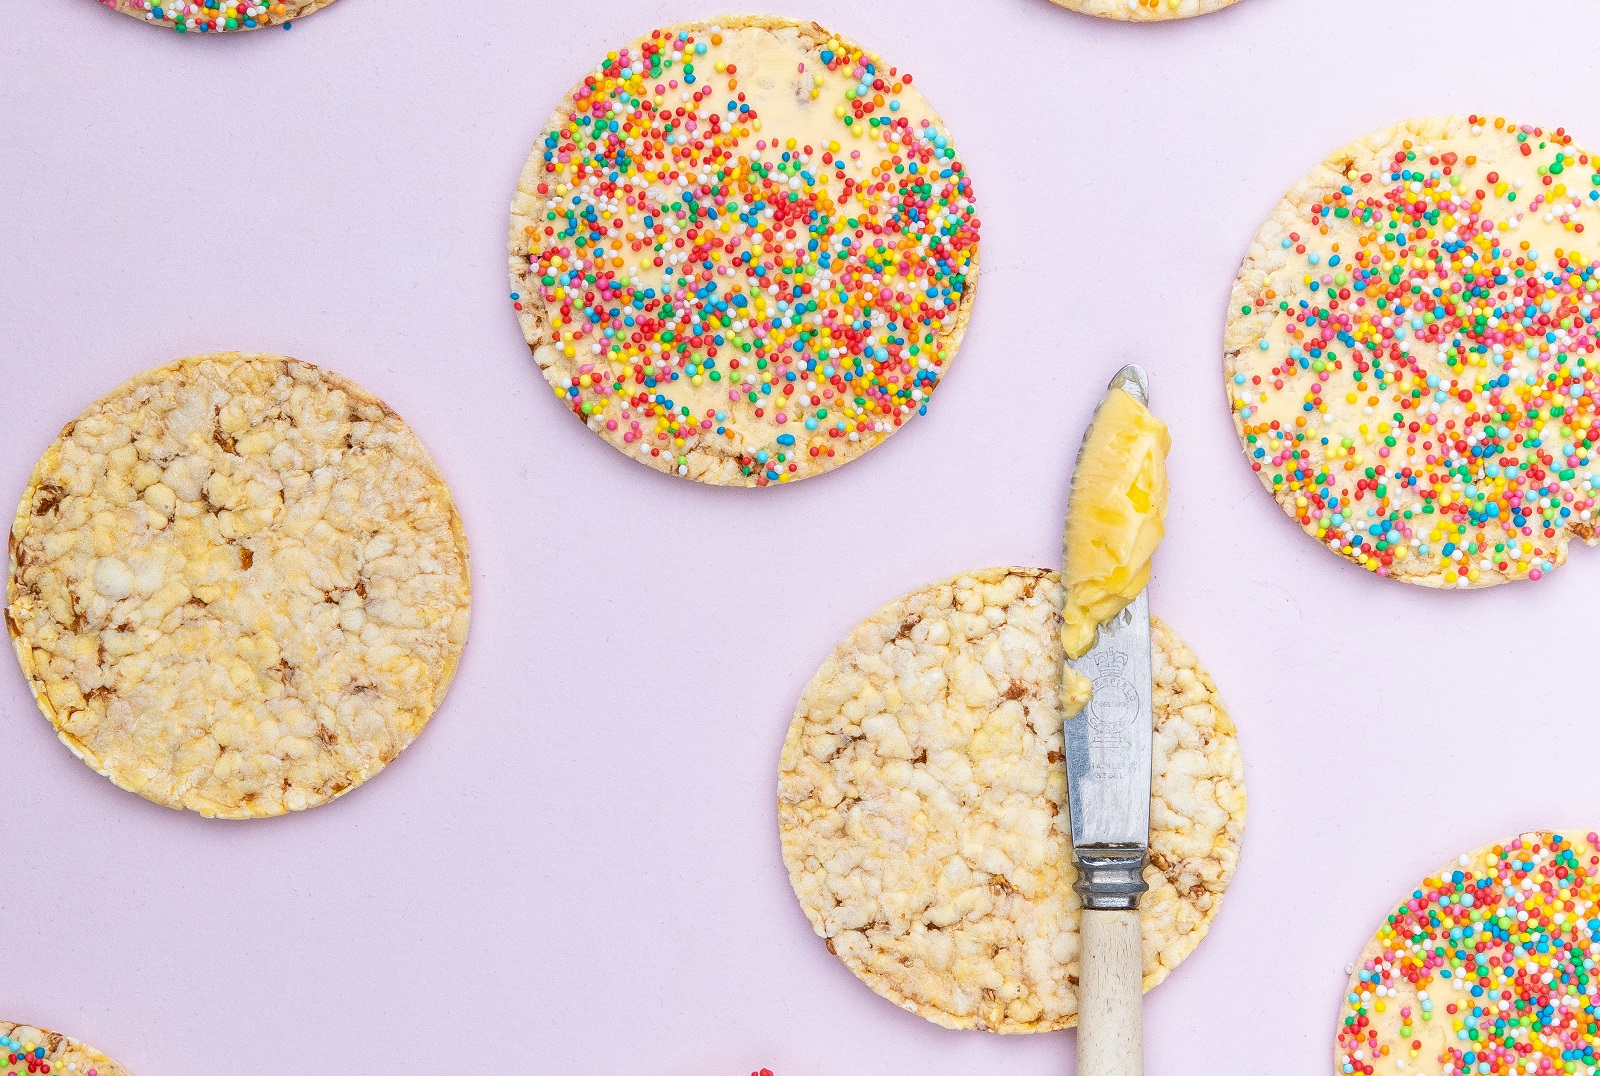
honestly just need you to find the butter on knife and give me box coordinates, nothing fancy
[1060,380,1170,665]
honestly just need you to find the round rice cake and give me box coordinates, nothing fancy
[1050,0,1239,21]
[5,353,471,819]
[1226,115,1600,587]
[508,16,981,487]
[93,0,335,33]
[1335,830,1600,1076]
[1,1023,130,1076]
[777,566,1245,1032]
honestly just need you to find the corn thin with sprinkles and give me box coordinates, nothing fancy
[509,16,981,486]
[92,0,335,32]
[1,1024,129,1076]
[1336,831,1600,1076]
[1227,116,1600,587]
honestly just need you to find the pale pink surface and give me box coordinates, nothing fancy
[5,0,1600,1073]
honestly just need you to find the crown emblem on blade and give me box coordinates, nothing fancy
[1093,651,1128,677]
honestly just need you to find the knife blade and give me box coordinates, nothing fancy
[1063,364,1155,1076]
[1063,587,1153,855]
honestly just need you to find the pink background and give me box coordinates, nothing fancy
[5,0,1600,1072]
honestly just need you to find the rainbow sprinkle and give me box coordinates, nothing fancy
[1231,117,1600,585]
[512,22,980,484]
[1338,832,1600,1075]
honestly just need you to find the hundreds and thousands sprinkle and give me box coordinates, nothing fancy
[95,0,299,31]
[1228,116,1600,586]
[510,20,980,485]
[1338,832,1600,1076]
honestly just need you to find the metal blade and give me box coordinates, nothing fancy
[1063,588,1153,850]
[1062,363,1155,855]
[1106,363,1149,406]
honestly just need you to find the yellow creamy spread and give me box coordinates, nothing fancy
[1060,386,1170,682]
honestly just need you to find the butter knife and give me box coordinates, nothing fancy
[1064,364,1154,1076]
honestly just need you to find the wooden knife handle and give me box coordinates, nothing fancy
[1077,908,1143,1076]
